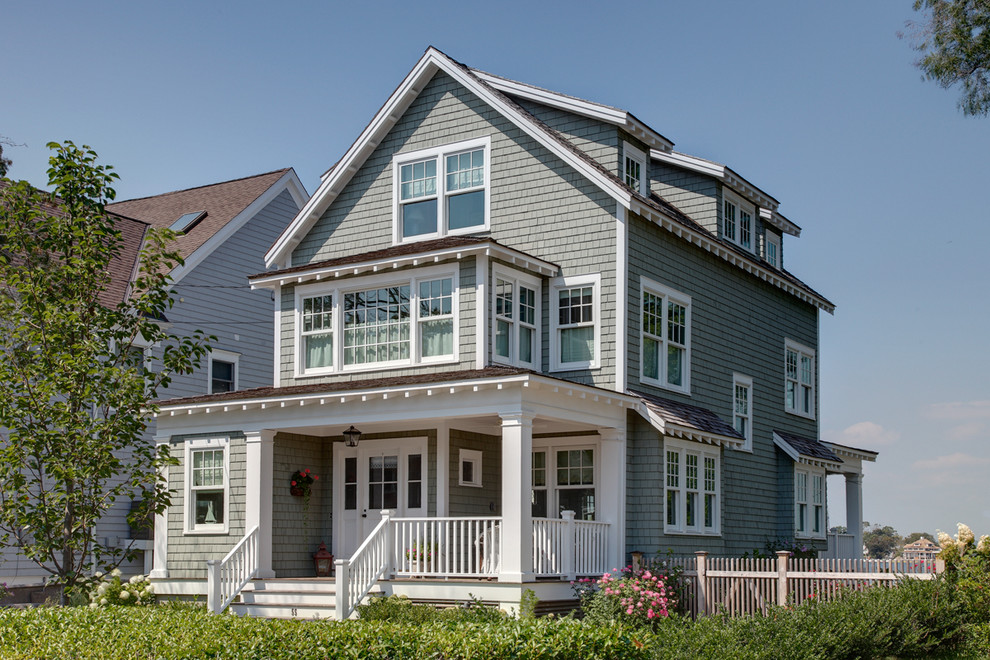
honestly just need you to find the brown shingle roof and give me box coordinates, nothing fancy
[107,169,290,265]
[631,389,743,440]
[774,430,842,463]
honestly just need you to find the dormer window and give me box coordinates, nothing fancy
[623,142,647,195]
[764,231,781,269]
[393,137,491,243]
[722,190,754,253]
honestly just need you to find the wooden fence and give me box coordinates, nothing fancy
[641,551,941,618]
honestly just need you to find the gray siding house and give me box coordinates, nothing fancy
[149,48,875,616]
[0,170,307,591]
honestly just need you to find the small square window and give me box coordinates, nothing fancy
[208,350,239,394]
[459,449,482,487]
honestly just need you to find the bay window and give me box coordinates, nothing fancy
[493,269,540,368]
[664,439,719,535]
[641,279,691,393]
[393,137,490,242]
[551,274,599,371]
[785,340,815,418]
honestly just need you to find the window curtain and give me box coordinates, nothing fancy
[306,333,333,369]
[560,326,593,363]
[420,319,453,357]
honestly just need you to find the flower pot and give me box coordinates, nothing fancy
[290,486,305,497]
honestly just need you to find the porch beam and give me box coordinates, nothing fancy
[245,430,276,578]
[499,412,534,582]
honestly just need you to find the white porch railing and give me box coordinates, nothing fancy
[335,512,393,621]
[393,516,502,577]
[206,525,259,614]
[533,511,610,579]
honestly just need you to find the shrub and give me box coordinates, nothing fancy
[76,569,154,608]
[575,566,676,629]
[356,594,506,624]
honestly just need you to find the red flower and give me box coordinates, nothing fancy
[314,475,319,481]
[304,468,310,474]
[291,481,297,486]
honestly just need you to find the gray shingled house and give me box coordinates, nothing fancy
[148,48,876,618]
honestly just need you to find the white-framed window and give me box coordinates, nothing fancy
[664,438,720,535]
[295,266,458,377]
[531,444,597,520]
[640,278,691,393]
[785,339,815,419]
[551,274,600,371]
[623,142,647,195]
[733,374,753,452]
[492,268,540,368]
[208,349,240,394]
[458,449,483,487]
[392,137,491,243]
[795,467,825,538]
[184,437,229,534]
[764,231,781,269]
[722,189,755,252]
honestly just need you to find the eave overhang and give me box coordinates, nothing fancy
[632,390,745,449]
[823,442,879,463]
[773,432,844,470]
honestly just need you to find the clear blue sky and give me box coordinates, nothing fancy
[4,1,988,540]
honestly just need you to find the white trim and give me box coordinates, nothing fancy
[550,273,601,372]
[638,277,692,394]
[794,465,826,539]
[622,142,648,195]
[150,435,170,579]
[663,437,721,536]
[292,264,459,379]
[183,436,231,535]
[530,439,599,520]
[273,284,281,388]
[784,339,816,420]
[491,266,542,369]
[436,423,449,516]
[391,136,491,244]
[732,373,753,452]
[244,430,275,578]
[615,206,628,392]
[171,170,308,285]
[458,448,483,487]
[208,349,240,395]
[475,254,488,369]
[265,47,632,268]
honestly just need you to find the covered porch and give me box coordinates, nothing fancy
[150,368,638,617]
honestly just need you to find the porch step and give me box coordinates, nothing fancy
[227,579,381,620]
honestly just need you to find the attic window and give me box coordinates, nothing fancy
[170,210,207,234]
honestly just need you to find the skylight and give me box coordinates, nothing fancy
[170,210,207,233]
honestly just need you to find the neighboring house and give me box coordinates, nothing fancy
[0,170,307,589]
[902,537,940,563]
[148,48,878,616]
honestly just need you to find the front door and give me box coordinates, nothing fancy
[334,437,427,558]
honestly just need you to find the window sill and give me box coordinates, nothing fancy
[663,529,721,537]
[638,377,691,396]
[295,355,459,379]
[785,409,816,421]
[183,527,230,536]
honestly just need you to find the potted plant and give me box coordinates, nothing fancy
[290,468,318,499]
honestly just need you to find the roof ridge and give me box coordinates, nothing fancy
[109,168,290,205]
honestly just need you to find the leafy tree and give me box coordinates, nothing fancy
[0,136,13,177]
[904,531,937,544]
[905,0,990,115]
[863,524,902,558]
[0,141,211,593]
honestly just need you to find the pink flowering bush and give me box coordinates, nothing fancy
[574,566,677,628]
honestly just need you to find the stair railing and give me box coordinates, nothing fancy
[334,510,393,620]
[206,525,260,613]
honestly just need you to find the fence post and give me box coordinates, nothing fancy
[561,510,576,582]
[695,551,708,616]
[206,559,221,613]
[776,550,790,607]
[334,558,349,620]
[630,551,643,573]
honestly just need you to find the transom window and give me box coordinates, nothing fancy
[664,439,719,535]
[185,437,229,533]
[493,269,540,368]
[641,279,691,393]
[531,446,596,520]
[551,275,599,371]
[722,190,755,253]
[785,340,815,418]
[296,269,457,376]
[393,137,491,242]
[733,374,753,452]
[795,467,825,538]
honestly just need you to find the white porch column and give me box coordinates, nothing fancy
[845,472,864,558]
[436,423,449,517]
[499,412,534,583]
[599,428,626,571]
[149,434,170,579]
[245,430,276,578]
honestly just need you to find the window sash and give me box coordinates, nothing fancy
[723,200,736,240]
[665,444,718,534]
[785,343,815,417]
[641,286,690,390]
[555,283,596,368]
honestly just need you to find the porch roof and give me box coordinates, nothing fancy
[773,431,843,470]
[631,390,745,448]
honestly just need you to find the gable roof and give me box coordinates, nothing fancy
[109,169,307,285]
[773,430,843,469]
[267,47,833,313]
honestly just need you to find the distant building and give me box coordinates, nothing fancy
[902,537,940,563]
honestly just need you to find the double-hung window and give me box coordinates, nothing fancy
[493,269,540,368]
[185,437,229,534]
[551,274,599,371]
[640,279,690,393]
[764,231,781,269]
[296,268,457,376]
[664,438,719,535]
[795,467,825,538]
[208,349,239,394]
[394,137,490,242]
[531,445,596,520]
[722,189,755,252]
[623,142,647,195]
[785,340,815,418]
[733,374,753,451]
